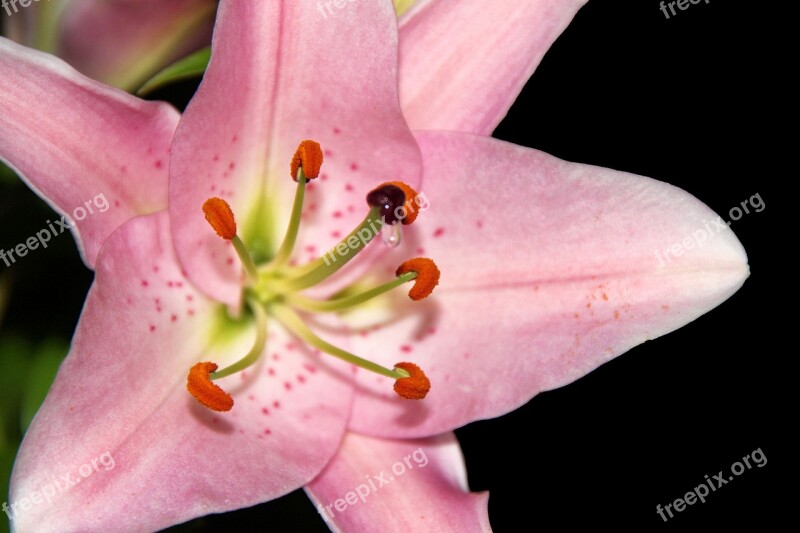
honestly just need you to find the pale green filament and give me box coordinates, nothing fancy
[269,304,409,379]
[232,235,259,283]
[286,271,417,312]
[270,168,308,268]
[210,299,268,379]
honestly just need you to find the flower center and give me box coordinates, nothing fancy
[187,140,438,411]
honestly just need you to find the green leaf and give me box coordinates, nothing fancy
[137,47,211,96]
[0,162,18,184]
[19,340,67,433]
[0,337,31,429]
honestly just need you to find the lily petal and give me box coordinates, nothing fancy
[347,131,749,438]
[398,0,588,134]
[9,212,353,532]
[169,0,421,304]
[305,432,490,532]
[0,37,179,268]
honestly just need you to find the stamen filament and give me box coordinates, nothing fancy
[269,304,409,379]
[286,272,417,312]
[277,207,383,292]
[232,235,259,282]
[270,168,308,268]
[210,299,268,379]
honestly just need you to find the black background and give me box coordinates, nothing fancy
[1,0,784,530]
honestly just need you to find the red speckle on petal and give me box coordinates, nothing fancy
[267,368,276,376]
[141,280,149,287]
[331,230,341,238]
[303,363,317,374]
[228,162,236,170]
[400,345,412,353]
[284,382,292,391]
[297,374,306,384]
[261,407,270,415]
[171,314,178,322]
[476,220,484,229]
[154,160,163,169]
[332,211,343,218]
[264,429,272,436]
[324,149,333,157]
[350,163,358,171]
[345,183,354,192]
[149,325,156,332]
[273,401,281,409]
[333,127,341,134]
[213,154,220,161]
[433,227,445,238]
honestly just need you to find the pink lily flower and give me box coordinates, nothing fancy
[3,0,216,91]
[2,1,749,532]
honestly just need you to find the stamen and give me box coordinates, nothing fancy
[395,258,440,301]
[290,140,323,180]
[187,362,234,412]
[286,271,418,312]
[272,142,323,267]
[270,305,415,382]
[202,197,259,282]
[393,362,431,399]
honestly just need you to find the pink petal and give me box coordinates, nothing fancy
[54,0,215,90]
[398,0,588,134]
[9,212,353,532]
[306,432,490,532]
[0,37,179,268]
[346,131,749,438]
[169,0,421,304]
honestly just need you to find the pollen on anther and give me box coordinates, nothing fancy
[202,197,237,240]
[291,140,323,180]
[187,362,234,412]
[396,258,440,301]
[393,362,431,400]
